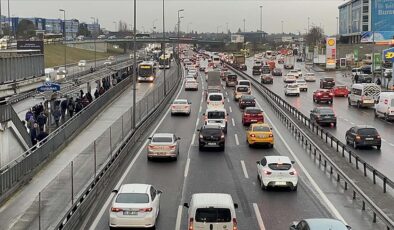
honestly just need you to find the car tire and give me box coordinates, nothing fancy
[385,113,389,121]
[353,141,358,149]
[257,173,260,181]
[357,101,361,108]
[147,156,152,161]
[348,98,351,106]
[292,185,298,191]
[374,109,379,118]
[220,146,225,151]
[333,122,337,127]
[269,144,274,148]
[316,100,320,104]
[377,145,381,150]
[260,179,266,190]
[199,146,204,151]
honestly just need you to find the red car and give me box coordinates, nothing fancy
[313,89,333,104]
[330,85,349,97]
[242,107,264,126]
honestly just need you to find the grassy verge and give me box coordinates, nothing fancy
[44,44,124,68]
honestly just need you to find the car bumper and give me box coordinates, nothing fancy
[171,109,190,114]
[239,103,255,108]
[227,82,237,86]
[147,150,177,158]
[316,97,332,102]
[285,91,299,95]
[248,137,274,145]
[110,213,155,228]
[355,140,381,147]
[316,119,337,124]
[243,118,264,124]
[199,140,225,148]
[262,178,298,188]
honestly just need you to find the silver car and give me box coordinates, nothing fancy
[147,133,180,161]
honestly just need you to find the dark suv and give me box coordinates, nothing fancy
[239,95,256,109]
[198,124,225,151]
[310,107,337,127]
[320,77,335,89]
[345,126,381,150]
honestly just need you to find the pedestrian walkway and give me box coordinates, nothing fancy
[0,82,153,230]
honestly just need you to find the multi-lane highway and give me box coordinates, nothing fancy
[243,57,394,181]
[84,53,382,230]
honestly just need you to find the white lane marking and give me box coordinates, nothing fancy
[234,134,239,145]
[184,158,190,177]
[229,106,232,113]
[255,101,346,223]
[227,98,230,103]
[196,117,200,127]
[381,138,386,142]
[198,105,202,114]
[175,205,183,230]
[89,69,185,230]
[232,118,235,127]
[253,203,266,230]
[223,86,226,90]
[225,91,228,96]
[240,160,249,179]
[191,133,196,145]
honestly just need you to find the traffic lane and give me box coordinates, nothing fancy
[230,67,384,229]
[221,84,334,229]
[93,67,203,229]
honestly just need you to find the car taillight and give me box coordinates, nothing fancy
[317,93,322,96]
[233,218,238,230]
[329,93,334,96]
[250,134,256,137]
[258,113,263,116]
[111,207,123,212]
[269,134,273,137]
[244,113,250,117]
[289,170,297,175]
[140,207,153,212]
[172,105,177,109]
[148,145,156,150]
[222,100,224,104]
[377,135,381,139]
[189,218,194,230]
[221,134,225,139]
[264,170,272,175]
[169,145,176,150]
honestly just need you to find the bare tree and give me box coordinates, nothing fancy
[305,26,324,47]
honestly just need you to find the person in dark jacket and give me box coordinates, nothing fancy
[376,78,382,85]
[25,109,34,122]
[99,86,105,95]
[86,92,93,103]
[30,123,38,146]
[354,73,359,83]
[68,98,75,117]
[60,99,68,120]
[80,89,84,99]
[37,130,49,143]
[75,99,83,113]
[52,106,61,127]
[94,89,100,99]
[37,112,47,132]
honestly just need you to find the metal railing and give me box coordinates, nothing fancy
[226,64,394,229]
[0,64,134,203]
[0,104,32,147]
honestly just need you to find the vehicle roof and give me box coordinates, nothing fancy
[245,107,261,111]
[119,183,150,194]
[351,83,379,88]
[203,124,222,129]
[236,85,250,88]
[206,108,227,112]
[207,92,224,96]
[191,193,234,207]
[238,79,250,82]
[379,92,394,96]
[353,125,376,130]
[152,133,174,138]
[304,218,348,229]
[265,156,292,164]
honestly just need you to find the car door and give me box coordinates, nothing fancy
[259,157,267,179]
[347,127,356,142]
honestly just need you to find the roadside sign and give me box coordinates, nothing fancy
[37,82,61,92]
[325,37,336,69]
[383,47,394,62]
[354,48,359,62]
[373,53,382,71]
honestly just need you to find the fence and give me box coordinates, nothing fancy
[0,54,45,83]
[227,64,394,229]
[0,71,132,204]
[0,104,32,147]
[13,61,181,230]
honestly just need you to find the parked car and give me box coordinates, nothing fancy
[310,107,337,126]
[320,77,335,89]
[290,218,351,230]
[313,89,333,104]
[345,126,381,150]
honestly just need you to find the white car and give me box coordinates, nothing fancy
[283,74,296,83]
[284,83,300,96]
[304,73,316,82]
[256,156,298,191]
[204,108,228,133]
[207,93,225,109]
[109,184,162,228]
[289,70,300,78]
[147,133,180,160]
[296,79,308,91]
[56,67,67,75]
[171,99,191,115]
[185,79,198,91]
[294,68,303,77]
[78,60,86,67]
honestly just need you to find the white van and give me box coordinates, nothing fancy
[204,108,228,133]
[375,92,394,120]
[212,55,220,66]
[348,83,381,108]
[183,193,238,230]
[207,93,225,109]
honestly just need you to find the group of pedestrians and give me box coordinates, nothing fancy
[24,103,49,146]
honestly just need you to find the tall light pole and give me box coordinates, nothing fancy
[7,0,10,36]
[226,22,229,33]
[243,18,246,32]
[59,9,66,77]
[152,18,158,33]
[162,0,166,95]
[177,9,184,80]
[0,0,2,36]
[259,5,263,32]
[336,16,339,36]
[132,0,137,129]
[91,17,97,70]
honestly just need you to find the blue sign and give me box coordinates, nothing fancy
[37,82,61,92]
[361,31,394,43]
[371,0,394,32]
[383,48,394,62]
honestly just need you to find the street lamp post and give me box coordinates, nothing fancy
[59,9,66,77]
[187,22,192,34]
[226,22,229,33]
[132,0,137,129]
[177,9,184,79]
[243,18,246,32]
[7,0,10,37]
[336,16,339,36]
[162,0,166,95]
[259,5,263,32]
[91,17,97,70]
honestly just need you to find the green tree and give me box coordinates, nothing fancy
[16,19,36,39]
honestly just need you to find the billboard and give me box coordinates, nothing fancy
[371,0,394,32]
[383,47,394,62]
[231,35,244,43]
[326,37,336,69]
[361,31,394,43]
[17,41,44,53]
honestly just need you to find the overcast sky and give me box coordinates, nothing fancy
[2,0,343,35]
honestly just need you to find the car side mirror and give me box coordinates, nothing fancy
[157,190,163,194]
[202,113,205,116]
[346,225,352,230]
[291,160,295,164]
[256,161,260,165]
[112,189,119,193]
[183,203,189,208]
[234,203,239,209]
[177,137,181,140]
[148,137,152,140]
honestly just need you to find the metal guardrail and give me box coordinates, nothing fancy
[0,63,134,204]
[53,60,182,230]
[226,63,394,229]
[0,104,32,147]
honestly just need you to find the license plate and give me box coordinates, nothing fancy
[365,138,374,141]
[208,143,217,146]
[275,181,286,186]
[251,120,257,122]
[123,211,138,215]
[323,96,328,97]
[258,135,266,138]
[364,100,374,103]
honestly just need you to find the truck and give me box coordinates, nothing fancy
[284,56,295,69]
[233,53,247,71]
[205,70,222,100]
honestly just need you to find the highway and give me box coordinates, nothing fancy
[243,57,394,181]
[85,54,381,230]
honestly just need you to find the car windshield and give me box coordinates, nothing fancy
[237,87,249,92]
[336,86,347,89]
[319,108,334,114]
[288,85,298,88]
[268,163,292,170]
[209,95,223,101]
[195,208,231,223]
[207,111,225,119]
[242,95,255,100]
[253,66,261,70]
[324,78,334,81]
[201,128,221,136]
[358,128,378,136]
[245,109,261,114]
[239,81,250,86]
[173,100,187,104]
[116,193,149,203]
[253,126,270,132]
[227,75,237,80]
[152,136,173,142]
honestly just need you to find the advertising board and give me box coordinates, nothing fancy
[325,37,336,69]
[231,35,244,43]
[17,41,44,53]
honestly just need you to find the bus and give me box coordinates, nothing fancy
[159,54,171,69]
[138,61,156,82]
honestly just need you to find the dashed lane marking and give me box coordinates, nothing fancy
[253,203,266,230]
[232,118,235,127]
[241,160,249,179]
[235,134,239,145]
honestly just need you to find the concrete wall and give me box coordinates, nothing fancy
[0,122,28,168]
[67,41,108,53]
[337,44,390,59]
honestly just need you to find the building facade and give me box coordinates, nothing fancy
[339,0,394,44]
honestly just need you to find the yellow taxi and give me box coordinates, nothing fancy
[246,123,274,147]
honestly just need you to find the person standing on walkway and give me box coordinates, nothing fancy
[86,91,93,103]
[53,106,61,128]
[30,123,38,146]
[37,112,47,132]
[354,73,359,83]
[25,109,33,123]
[60,98,68,120]
[94,89,100,99]
[75,99,83,114]
[68,97,75,118]
[80,89,84,99]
